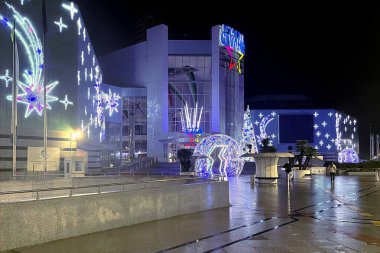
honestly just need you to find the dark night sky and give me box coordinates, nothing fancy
[75,1,380,158]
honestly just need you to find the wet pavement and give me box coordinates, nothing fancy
[9,175,380,253]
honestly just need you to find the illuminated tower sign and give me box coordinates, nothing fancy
[219,24,245,74]
[219,24,245,54]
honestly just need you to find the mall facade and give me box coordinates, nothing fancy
[0,0,245,177]
[101,24,245,162]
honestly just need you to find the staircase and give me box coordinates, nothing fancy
[140,162,181,175]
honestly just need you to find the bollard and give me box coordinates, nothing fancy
[376,170,380,182]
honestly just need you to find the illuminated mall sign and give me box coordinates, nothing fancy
[219,24,245,54]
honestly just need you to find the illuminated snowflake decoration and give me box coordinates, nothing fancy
[194,134,244,177]
[102,89,120,116]
[147,99,160,119]
[1,3,59,118]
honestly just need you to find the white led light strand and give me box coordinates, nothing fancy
[76,17,82,35]
[77,70,80,85]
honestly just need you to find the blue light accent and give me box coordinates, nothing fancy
[1,17,8,26]
[184,128,203,134]
[219,24,245,54]
[36,48,42,54]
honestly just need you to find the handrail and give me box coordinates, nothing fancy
[0,177,220,197]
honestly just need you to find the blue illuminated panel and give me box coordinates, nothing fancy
[219,24,245,54]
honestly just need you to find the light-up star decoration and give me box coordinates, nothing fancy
[102,89,120,116]
[225,46,245,74]
[0,69,11,88]
[54,17,67,33]
[60,94,73,110]
[1,3,59,118]
[62,2,78,20]
[8,81,59,117]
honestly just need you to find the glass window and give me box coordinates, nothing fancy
[168,55,212,133]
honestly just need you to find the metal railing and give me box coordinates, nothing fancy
[0,176,226,203]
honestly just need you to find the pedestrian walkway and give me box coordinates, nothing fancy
[8,175,380,253]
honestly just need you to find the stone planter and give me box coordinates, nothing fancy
[253,153,294,184]
[293,169,311,179]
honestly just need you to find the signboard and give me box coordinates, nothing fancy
[219,24,245,54]
[27,147,60,172]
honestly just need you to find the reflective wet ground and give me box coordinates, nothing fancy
[10,175,380,253]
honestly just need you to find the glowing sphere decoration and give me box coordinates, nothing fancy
[193,134,244,177]
[338,147,359,163]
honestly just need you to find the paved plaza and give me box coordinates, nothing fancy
[8,175,380,253]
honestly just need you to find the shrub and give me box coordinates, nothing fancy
[177,149,193,172]
[260,138,277,153]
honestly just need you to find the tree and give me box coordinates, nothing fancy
[295,140,318,170]
[241,105,258,154]
[260,137,277,153]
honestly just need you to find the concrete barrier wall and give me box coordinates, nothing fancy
[0,181,229,251]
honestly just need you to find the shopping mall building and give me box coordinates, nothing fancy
[0,0,245,177]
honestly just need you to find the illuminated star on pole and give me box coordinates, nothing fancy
[7,81,59,118]
[60,94,73,110]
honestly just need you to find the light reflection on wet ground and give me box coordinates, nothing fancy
[10,175,380,253]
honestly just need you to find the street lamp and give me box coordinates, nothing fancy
[69,129,82,175]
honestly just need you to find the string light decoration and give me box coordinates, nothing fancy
[147,99,160,119]
[76,17,81,35]
[194,134,244,177]
[77,70,80,85]
[102,89,120,116]
[338,147,359,163]
[7,81,59,117]
[1,3,59,118]
[251,110,359,158]
[54,17,67,32]
[83,27,86,41]
[241,105,258,154]
[180,102,203,133]
[256,114,275,145]
[62,2,78,20]
[0,69,11,88]
[59,94,73,110]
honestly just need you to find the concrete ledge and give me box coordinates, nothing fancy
[0,181,229,251]
[347,171,378,176]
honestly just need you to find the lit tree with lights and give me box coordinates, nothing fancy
[241,105,258,154]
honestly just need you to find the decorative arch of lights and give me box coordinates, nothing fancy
[193,134,244,177]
